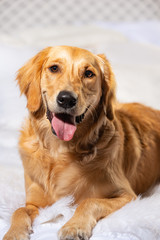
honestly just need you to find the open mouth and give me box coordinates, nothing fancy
[46,108,88,141]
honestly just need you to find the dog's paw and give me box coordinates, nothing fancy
[3,227,33,240]
[3,232,29,240]
[58,222,92,240]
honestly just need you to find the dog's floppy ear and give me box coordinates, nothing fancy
[16,47,51,112]
[97,54,116,121]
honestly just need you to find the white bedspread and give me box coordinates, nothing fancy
[0,22,160,240]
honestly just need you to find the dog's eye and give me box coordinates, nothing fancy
[49,65,59,73]
[84,70,95,78]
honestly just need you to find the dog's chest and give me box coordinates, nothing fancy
[46,151,111,204]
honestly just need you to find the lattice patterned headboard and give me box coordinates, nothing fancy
[0,0,160,34]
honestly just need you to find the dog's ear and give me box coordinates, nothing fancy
[97,54,116,121]
[16,47,51,112]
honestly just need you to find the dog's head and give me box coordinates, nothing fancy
[17,46,116,141]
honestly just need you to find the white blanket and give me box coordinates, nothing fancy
[0,22,160,240]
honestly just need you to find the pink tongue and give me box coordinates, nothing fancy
[51,115,77,141]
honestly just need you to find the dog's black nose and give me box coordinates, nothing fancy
[57,91,77,109]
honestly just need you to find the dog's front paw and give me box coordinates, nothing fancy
[58,221,93,240]
[3,226,33,240]
[3,232,29,240]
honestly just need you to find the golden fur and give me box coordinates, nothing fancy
[3,46,160,240]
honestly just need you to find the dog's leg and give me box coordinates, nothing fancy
[58,192,135,240]
[3,175,48,240]
[3,204,38,240]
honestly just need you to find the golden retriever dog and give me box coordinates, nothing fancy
[3,46,160,240]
